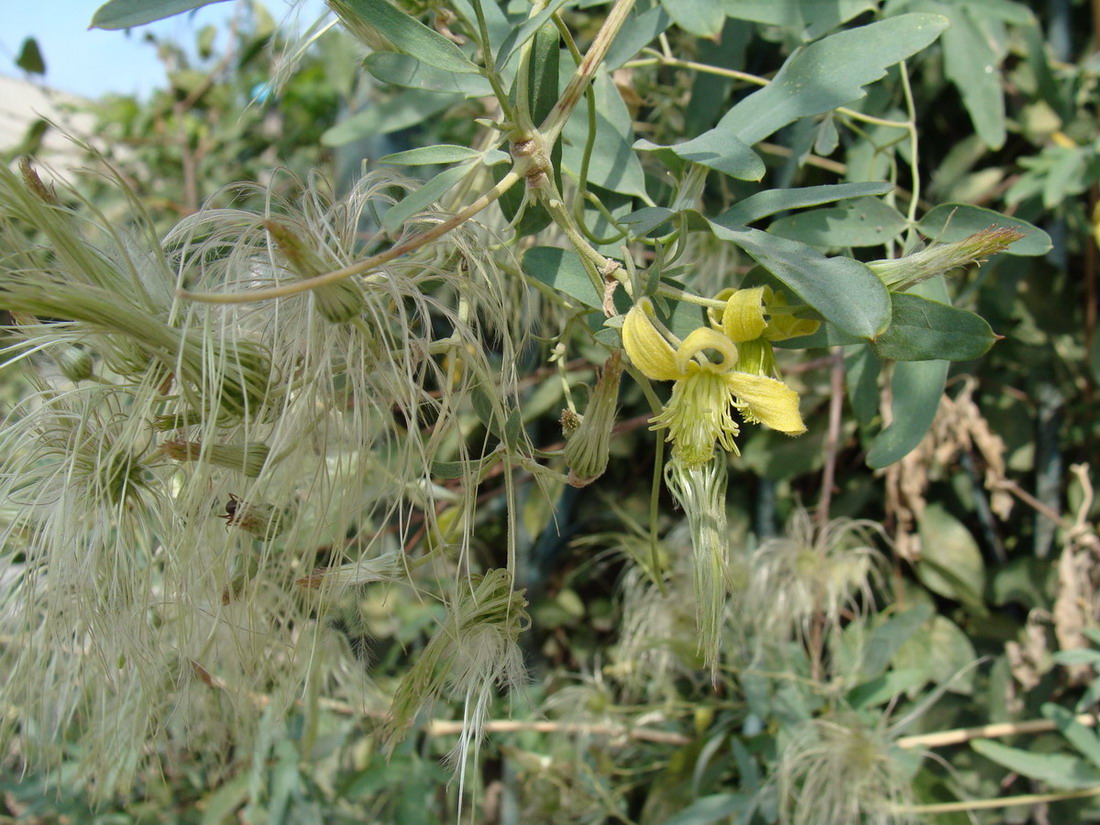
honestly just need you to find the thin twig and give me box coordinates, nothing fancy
[815,348,845,528]
[190,659,691,745]
[895,713,1099,750]
[899,785,1100,815]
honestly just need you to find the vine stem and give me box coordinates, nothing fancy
[539,0,637,144]
[895,712,1100,750]
[897,786,1100,815]
[180,170,521,304]
[814,348,846,529]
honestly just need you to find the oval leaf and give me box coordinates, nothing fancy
[91,0,227,29]
[635,132,765,182]
[972,740,1100,789]
[865,358,948,468]
[716,13,949,145]
[769,197,908,248]
[872,293,997,362]
[717,182,894,227]
[335,0,479,74]
[917,504,987,612]
[522,247,603,310]
[364,53,492,95]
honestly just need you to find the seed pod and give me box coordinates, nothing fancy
[55,345,94,382]
[563,351,623,487]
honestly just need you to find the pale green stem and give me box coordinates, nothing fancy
[898,786,1100,815]
[898,59,921,226]
[182,171,521,304]
[540,0,637,144]
[626,54,913,131]
[471,0,517,125]
[538,188,618,306]
[512,0,551,134]
[654,285,726,310]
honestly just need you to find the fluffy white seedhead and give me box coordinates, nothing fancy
[0,162,528,795]
[776,714,916,825]
[747,509,888,666]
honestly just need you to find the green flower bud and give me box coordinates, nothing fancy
[866,226,1025,292]
[55,345,94,382]
[160,439,270,477]
[563,351,623,487]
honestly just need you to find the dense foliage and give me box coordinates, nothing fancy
[2,1,1099,823]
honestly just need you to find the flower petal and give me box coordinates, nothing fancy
[721,287,768,343]
[676,326,738,375]
[724,371,807,435]
[621,298,681,381]
[763,289,821,341]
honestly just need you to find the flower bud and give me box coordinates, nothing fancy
[55,345,94,382]
[866,226,1024,292]
[563,351,623,487]
[161,439,270,477]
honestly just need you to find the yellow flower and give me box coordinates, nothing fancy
[709,286,820,376]
[622,297,806,467]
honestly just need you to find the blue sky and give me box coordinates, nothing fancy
[0,0,327,99]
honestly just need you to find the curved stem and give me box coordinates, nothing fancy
[181,171,521,304]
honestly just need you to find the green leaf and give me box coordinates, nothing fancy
[847,668,928,709]
[916,504,987,612]
[620,209,891,339]
[200,774,251,825]
[379,145,484,166]
[665,793,752,825]
[769,197,908,248]
[717,182,894,227]
[713,13,949,145]
[862,603,934,680]
[992,557,1052,609]
[708,224,892,339]
[918,204,1052,256]
[605,6,672,70]
[865,358,948,468]
[940,3,1006,149]
[322,90,458,145]
[660,0,726,38]
[335,0,479,74]
[522,247,603,310]
[722,0,878,39]
[496,0,572,69]
[91,0,227,29]
[635,131,765,181]
[972,740,1100,789]
[382,164,470,234]
[924,615,978,694]
[1042,703,1100,770]
[872,293,997,362]
[364,53,492,95]
[845,345,880,428]
[1052,650,1100,667]
[15,38,46,75]
[561,72,649,199]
